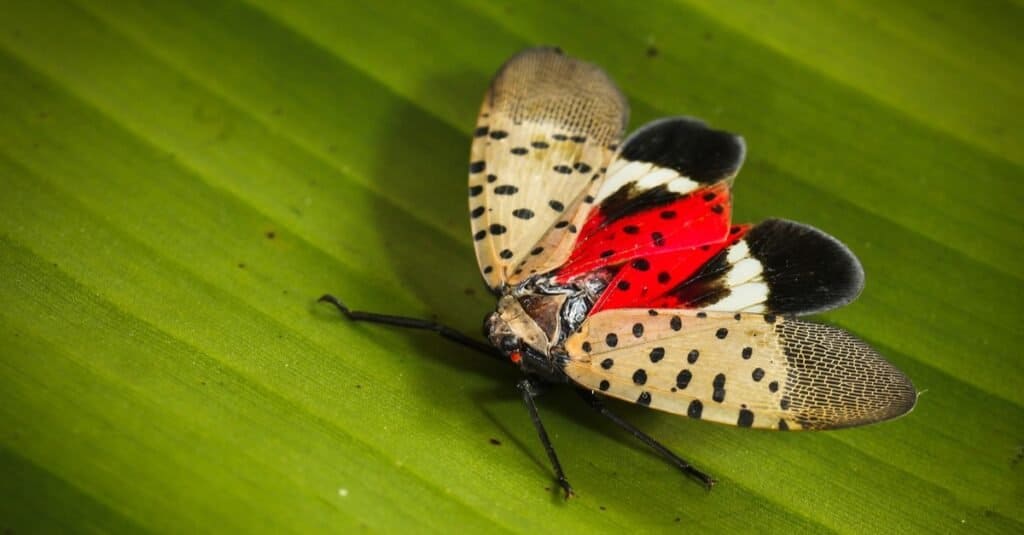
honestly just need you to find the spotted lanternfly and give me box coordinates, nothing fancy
[321,47,916,497]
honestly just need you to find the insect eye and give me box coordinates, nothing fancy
[500,338,519,353]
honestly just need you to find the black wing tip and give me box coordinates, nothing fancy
[748,219,865,316]
[619,116,746,184]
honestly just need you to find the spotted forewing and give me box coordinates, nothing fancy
[468,48,627,288]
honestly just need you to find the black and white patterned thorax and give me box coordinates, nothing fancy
[484,273,611,382]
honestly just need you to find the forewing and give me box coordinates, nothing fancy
[563,309,916,430]
[469,47,628,289]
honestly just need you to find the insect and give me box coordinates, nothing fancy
[320,47,916,497]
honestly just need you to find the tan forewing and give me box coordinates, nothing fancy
[469,48,627,289]
[563,309,916,430]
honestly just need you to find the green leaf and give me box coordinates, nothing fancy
[1,0,1020,532]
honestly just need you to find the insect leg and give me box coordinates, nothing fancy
[576,388,716,489]
[518,378,574,499]
[318,294,501,359]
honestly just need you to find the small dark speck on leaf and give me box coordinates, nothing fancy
[675,517,681,523]
[599,506,606,511]
[646,46,658,58]
[265,231,276,239]
[355,384,362,389]
[489,438,501,446]
[464,287,475,296]
[237,263,246,268]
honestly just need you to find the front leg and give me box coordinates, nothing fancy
[517,378,574,499]
[318,294,501,360]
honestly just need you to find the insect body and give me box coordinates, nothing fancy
[322,47,915,497]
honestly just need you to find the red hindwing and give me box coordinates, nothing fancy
[592,225,749,311]
[554,183,748,312]
[556,183,733,280]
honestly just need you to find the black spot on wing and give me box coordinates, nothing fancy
[676,369,692,389]
[687,399,703,419]
[712,373,726,403]
[605,333,618,347]
[553,165,573,174]
[618,117,745,184]
[631,258,650,271]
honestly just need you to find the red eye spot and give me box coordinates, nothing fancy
[509,351,523,364]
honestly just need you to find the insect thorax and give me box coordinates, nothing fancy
[484,273,610,382]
